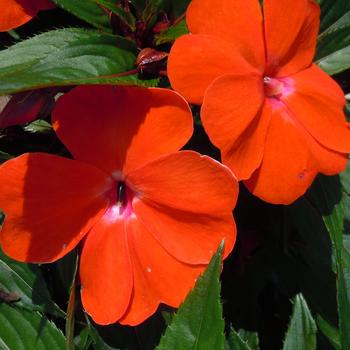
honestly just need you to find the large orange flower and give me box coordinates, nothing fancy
[0,85,237,325]
[0,0,54,32]
[168,0,350,204]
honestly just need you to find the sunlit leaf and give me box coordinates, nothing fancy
[0,28,157,96]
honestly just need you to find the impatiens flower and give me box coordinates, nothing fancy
[0,0,54,32]
[0,85,237,325]
[168,0,350,204]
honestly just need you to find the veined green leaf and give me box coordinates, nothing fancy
[0,247,65,317]
[282,294,317,350]
[0,28,157,95]
[156,243,225,350]
[0,304,65,350]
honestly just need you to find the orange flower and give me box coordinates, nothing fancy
[0,0,54,32]
[0,85,237,325]
[168,0,350,204]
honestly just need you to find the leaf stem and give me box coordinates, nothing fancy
[66,254,79,350]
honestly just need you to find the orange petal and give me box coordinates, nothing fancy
[281,65,350,153]
[52,86,193,175]
[221,101,272,180]
[0,153,110,262]
[120,217,204,326]
[0,0,32,31]
[201,73,265,179]
[127,151,237,264]
[80,216,132,325]
[187,0,265,70]
[127,151,238,213]
[133,201,236,265]
[244,100,318,204]
[168,34,255,105]
[264,0,320,76]
[0,0,54,32]
[305,133,348,175]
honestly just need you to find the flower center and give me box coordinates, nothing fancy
[263,76,294,101]
[263,76,284,98]
[104,181,135,222]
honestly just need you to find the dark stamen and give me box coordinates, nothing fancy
[117,182,127,207]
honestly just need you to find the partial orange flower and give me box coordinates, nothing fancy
[0,85,237,325]
[168,0,350,204]
[0,0,55,32]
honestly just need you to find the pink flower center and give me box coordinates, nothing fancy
[104,181,135,222]
[263,76,294,99]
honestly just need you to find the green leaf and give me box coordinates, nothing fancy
[0,151,13,164]
[316,11,350,60]
[0,247,65,317]
[319,0,350,32]
[51,0,111,32]
[0,28,157,95]
[316,45,350,75]
[86,318,120,350]
[154,19,188,45]
[316,315,341,350]
[309,175,350,349]
[23,120,53,134]
[284,199,337,321]
[156,243,225,350]
[236,330,259,350]
[0,303,65,350]
[226,328,254,350]
[142,0,166,28]
[74,328,92,350]
[282,294,317,350]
